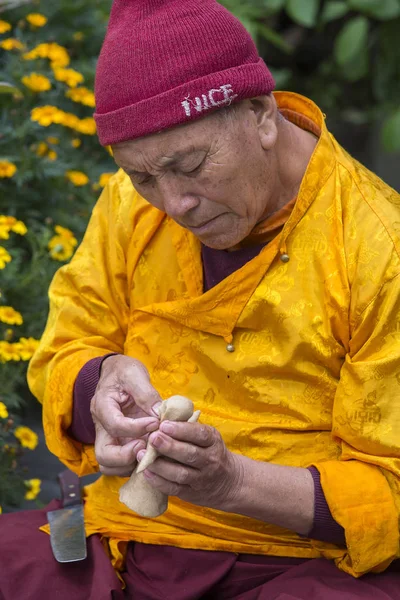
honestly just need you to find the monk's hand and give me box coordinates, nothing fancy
[91,355,162,477]
[138,421,244,510]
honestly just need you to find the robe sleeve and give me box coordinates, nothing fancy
[311,271,400,577]
[27,173,131,476]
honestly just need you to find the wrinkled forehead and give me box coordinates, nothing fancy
[112,109,227,167]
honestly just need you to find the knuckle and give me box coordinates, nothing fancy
[186,446,198,465]
[169,483,181,497]
[176,468,189,484]
[199,425,211,443]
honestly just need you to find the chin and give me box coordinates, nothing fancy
[198,232,243,250]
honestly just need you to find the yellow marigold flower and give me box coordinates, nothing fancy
[99,173,114,188]
[46,136,59,144]
[23,42,69,67]
[0,506,2,514]
[65,170,88,186]
[15,426,38,450]
[71,138,81,148]
[18,337,40,361]
[25,478,41,500]
[54,225,78,244]
[21,73,51,92]
[65,86,95,107]
[74,117,96,135]
[73,31,84,41]
[11,220,27,235]
[0,38,24,51]
[0,247,12,269]
[48,238,75,261]
[105,146,113,157]
[0,341,21,361]
[0,20,12,34]
[31,105,61,127]
[0,215,15,240]
[53,67,84,88]
[0,402,8,419]
[36,141,48,156]
[47,150,57,161]
[48,226,78,261]
[0,160,17,178]
[26,13,47,28]
[0,306,23,326]
[60,112,79,129]
[5,328,13,341]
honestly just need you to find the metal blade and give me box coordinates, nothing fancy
[47,505,87,563]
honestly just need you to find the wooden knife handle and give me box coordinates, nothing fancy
[58,470,82,508]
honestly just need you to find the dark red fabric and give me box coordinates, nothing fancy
[69,353,116,444]
[306,467,345,545]
[1,503,399,600]
[93,0,275,145]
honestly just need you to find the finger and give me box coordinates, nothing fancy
[148,432,205,467]
[94,398,159,439]
[120,362,163,417]
[143,468,184,497]
[158,421,215,447]
[95,432,145,468]
[99,464,136,477]
[146,456,197,486]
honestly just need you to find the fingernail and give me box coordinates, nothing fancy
[152,435,163,449]
[137,449,145,461]
[160,421,173,434]
[146,419,159,432]
[152,402,162,417]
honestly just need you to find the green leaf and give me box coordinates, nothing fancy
[381,110,400,152]
[0,82,22,98]
[269,67,292,89]
[342,47,369,81]
[286,0,320,27]
[348,0,400,20]
[261,0,286,13]
[334,16,369,65]
[257,24,293,54]
[320,1,349,23]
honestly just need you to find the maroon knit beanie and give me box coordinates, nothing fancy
[94,0,275,146]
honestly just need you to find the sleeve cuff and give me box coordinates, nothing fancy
[305,466,346,546]
[68,353,118,444]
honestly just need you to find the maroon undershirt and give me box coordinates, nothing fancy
[69,241,345,546]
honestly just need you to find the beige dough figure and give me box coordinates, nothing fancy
[119,395,200,517]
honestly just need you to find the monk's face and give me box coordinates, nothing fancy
[112,97,279,249]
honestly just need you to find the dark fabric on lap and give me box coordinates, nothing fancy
[0,500,123,600]
[1,506,399,600]
[122,544,400,600]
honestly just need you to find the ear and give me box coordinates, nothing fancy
[249,95,278,151]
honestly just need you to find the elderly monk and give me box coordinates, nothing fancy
[2,1,400,598]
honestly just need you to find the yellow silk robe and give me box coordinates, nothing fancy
[28,93,400,578]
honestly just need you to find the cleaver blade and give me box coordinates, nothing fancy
[47,470,87,563]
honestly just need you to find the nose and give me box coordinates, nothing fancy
[157,175,200,221]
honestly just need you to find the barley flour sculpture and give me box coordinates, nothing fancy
[119,395,200,517]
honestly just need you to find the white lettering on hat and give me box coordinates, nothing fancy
[181,84,238,117]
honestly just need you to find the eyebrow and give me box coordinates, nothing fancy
[125,145,202,176]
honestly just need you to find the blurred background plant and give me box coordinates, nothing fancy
[0,0,399,510]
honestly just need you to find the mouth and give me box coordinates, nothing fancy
[186,214,223,232]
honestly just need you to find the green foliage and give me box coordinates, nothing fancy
[0,0,113,508]
[0,0,398,509]
[219,0,400,152]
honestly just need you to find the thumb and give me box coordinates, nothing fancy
[122,362,163,417]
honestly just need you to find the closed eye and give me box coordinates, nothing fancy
[184,156,207,177]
